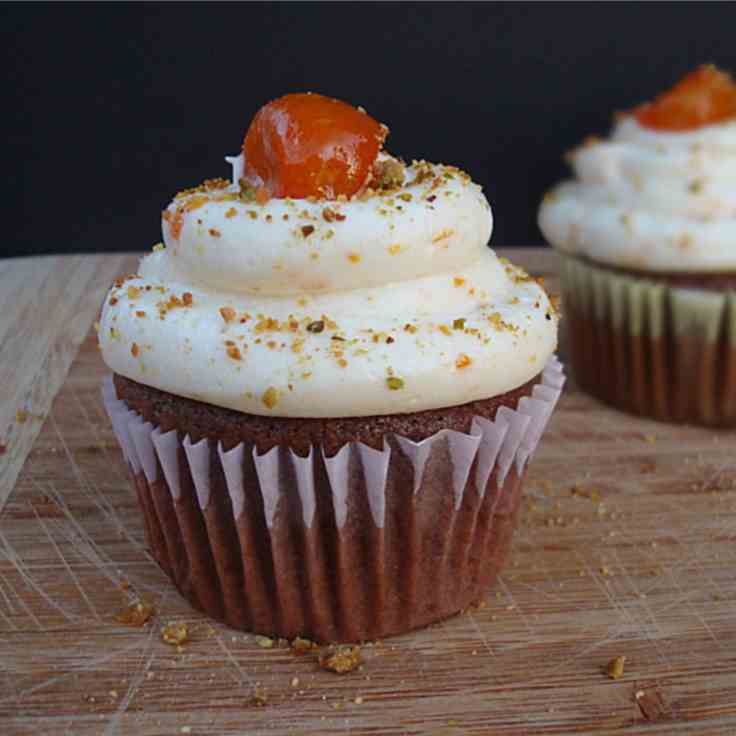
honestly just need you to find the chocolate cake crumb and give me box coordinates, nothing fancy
[635,688,670,721]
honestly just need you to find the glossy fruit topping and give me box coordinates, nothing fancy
[633,64,736,131]
[242,93,387,199]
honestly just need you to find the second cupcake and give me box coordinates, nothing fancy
[540,65,736,426]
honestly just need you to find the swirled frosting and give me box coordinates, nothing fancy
[99,160,558,417]
[538,116,736,272]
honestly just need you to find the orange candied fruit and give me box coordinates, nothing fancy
[633,64,736,131]
[242,93,387,199]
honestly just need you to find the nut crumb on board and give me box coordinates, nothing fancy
[114,600,155,627]
[319,645,362,674]
[291,636,317,654]
[606,656,626,679]
[251,685,267,706]
[161,622,189,647]
[570,484,601,503]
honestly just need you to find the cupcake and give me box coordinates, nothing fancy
[539,65,736,426]
[100,92,562,642]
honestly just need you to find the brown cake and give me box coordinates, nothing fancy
[114,373,540,454]
[108,375,551,641]
[101,92,561,642]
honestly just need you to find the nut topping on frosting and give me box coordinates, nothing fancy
[633,64,736,131]
[100,94,558,417]
[242,92,388,200]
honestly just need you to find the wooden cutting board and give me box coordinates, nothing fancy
[1,249,736,735]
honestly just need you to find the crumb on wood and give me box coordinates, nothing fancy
[161,622,189,647]
[114,600,155,627]
[606,656,626,679]
[635,687,670,721]
[570,484,601,503]
[255,635,274,649]
[291,636,317,655]
[251,685,267,706]
[318,645,362,674]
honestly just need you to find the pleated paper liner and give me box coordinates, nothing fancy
[561,254,736,426]
[103,357,564,643]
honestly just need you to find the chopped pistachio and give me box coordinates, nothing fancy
[606,656,626,680]
[262,387,280,409]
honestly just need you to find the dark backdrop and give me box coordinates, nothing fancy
[4,2,736,258]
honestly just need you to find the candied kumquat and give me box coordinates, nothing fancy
[633,64,736,131]
[242,93,387,199]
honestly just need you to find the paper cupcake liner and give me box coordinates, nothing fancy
[561,254,736,426]
[103,358,564,643]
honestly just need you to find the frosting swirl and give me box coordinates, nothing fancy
[100,161,558,417]
[538,116,736,272]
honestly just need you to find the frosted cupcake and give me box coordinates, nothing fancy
[100,93,562,642]
[539,65,736,426]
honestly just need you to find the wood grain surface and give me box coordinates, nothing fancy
[2,250,736,735]
[0,254,137,509]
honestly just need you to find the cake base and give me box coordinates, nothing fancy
[562,254,736,427]
[106,366,564,642]
[131,458,524,643]
[113,373,540,455]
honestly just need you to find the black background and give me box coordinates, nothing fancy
[4,2,736,259]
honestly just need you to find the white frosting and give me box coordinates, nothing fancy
[100,161,558,417]
[161,163,492,295]
[538,116,736,272]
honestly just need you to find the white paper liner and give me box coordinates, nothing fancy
[103,357,564,527]
[562,252,736,425]
[103,357,564,641]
